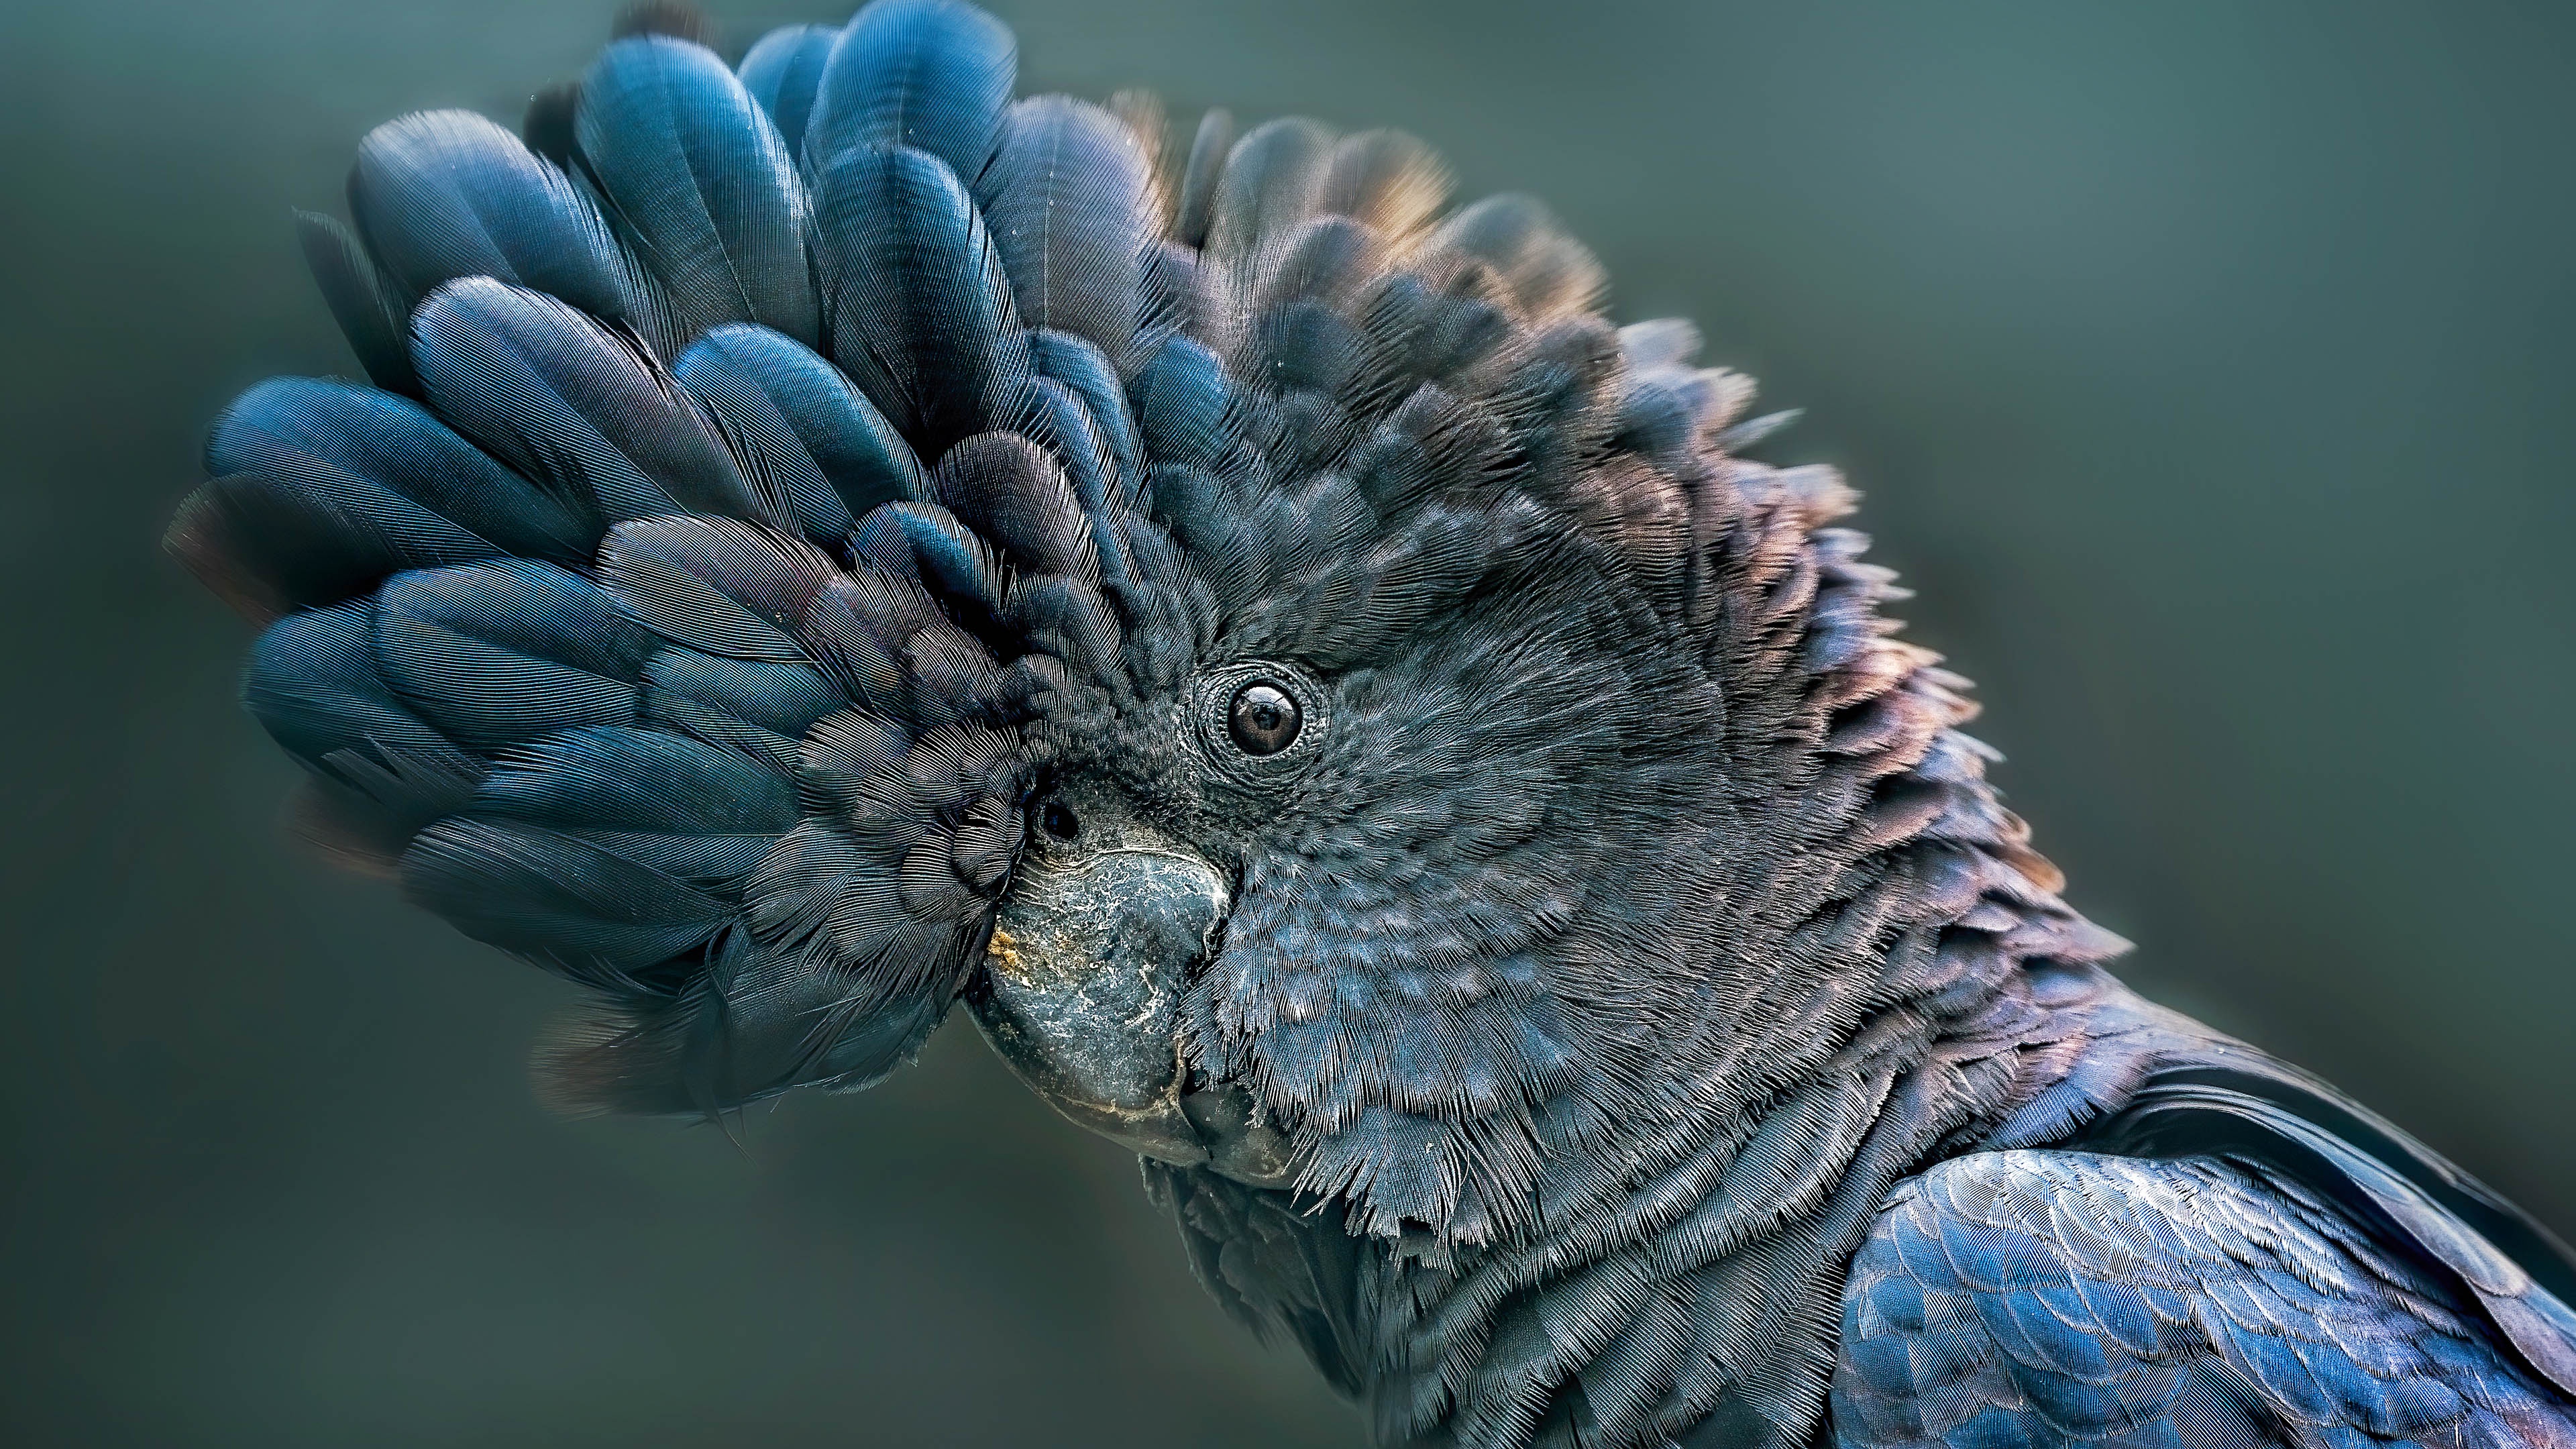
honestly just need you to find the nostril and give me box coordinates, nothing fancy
[1041,800,1080,841]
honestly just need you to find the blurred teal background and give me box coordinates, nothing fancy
[1,1,2570,1444]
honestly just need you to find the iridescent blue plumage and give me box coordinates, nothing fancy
[577,34,818,343]
[168,3,2576,1444]
[351,109,672,350]
[735,23,838,158]
[1839,1153,2571,1449]
[671,323,922,544]
[799,0,1013,179]
[411,278,769,526]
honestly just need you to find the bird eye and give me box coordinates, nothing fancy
[1195,663,1324,780]
[1227,682,1302,756]
[1040,800,1081,841]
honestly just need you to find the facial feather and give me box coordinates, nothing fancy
[172,10,2576,1449]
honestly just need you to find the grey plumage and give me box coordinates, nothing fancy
[168,3,2576,1446]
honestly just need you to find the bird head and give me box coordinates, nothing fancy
[173,0,2118,1256]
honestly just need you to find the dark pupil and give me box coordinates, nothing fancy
[1040,800,1079,841]
[1228,682,1301,756]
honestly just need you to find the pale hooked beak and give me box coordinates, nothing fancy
[965,843,1230,1167]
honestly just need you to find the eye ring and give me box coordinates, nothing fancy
[1192,661,1326,784]
[1226,682,1301,755]
[1040,799,1081,841]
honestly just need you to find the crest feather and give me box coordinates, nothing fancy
[184,1,2111,1265]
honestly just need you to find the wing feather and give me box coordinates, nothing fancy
[1834,1151,2576,1449]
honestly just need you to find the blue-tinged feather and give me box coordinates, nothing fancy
[1254,215,1377,316]
[349,109,664,339]
[808,144,1032,457]
[241,600,490,866]
[745,717,1024,977]
[402,814,736,988]
[843,502,1008,627]
[295,210,416,395]
[1253,299,1365,398]
[372,559,652,751]
[800,0,1015,182]
[674,323,922,545]
[596,515,839,663]
[644,649,845,740]
[1204,117,1332,270]
[737,23,839,157]
[1131,335,1244,473]
[208,375,592,561]
[775,982,952,1090]
[1140,463,1239,561]
[930,431,1097,585]
[578,35,818,345]
[535,943,955,1118]
[977,96,1154,368]
[1028,329,1140,486]
[246,599,468,780]
[1173,109,1234,250]
[1015,378,1114,514]
[410,278,773,529]
[643,697,809,777]
[466,724,796,883]
[169,467,494,623]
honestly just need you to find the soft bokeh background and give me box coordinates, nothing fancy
[2,0,2570,1443]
